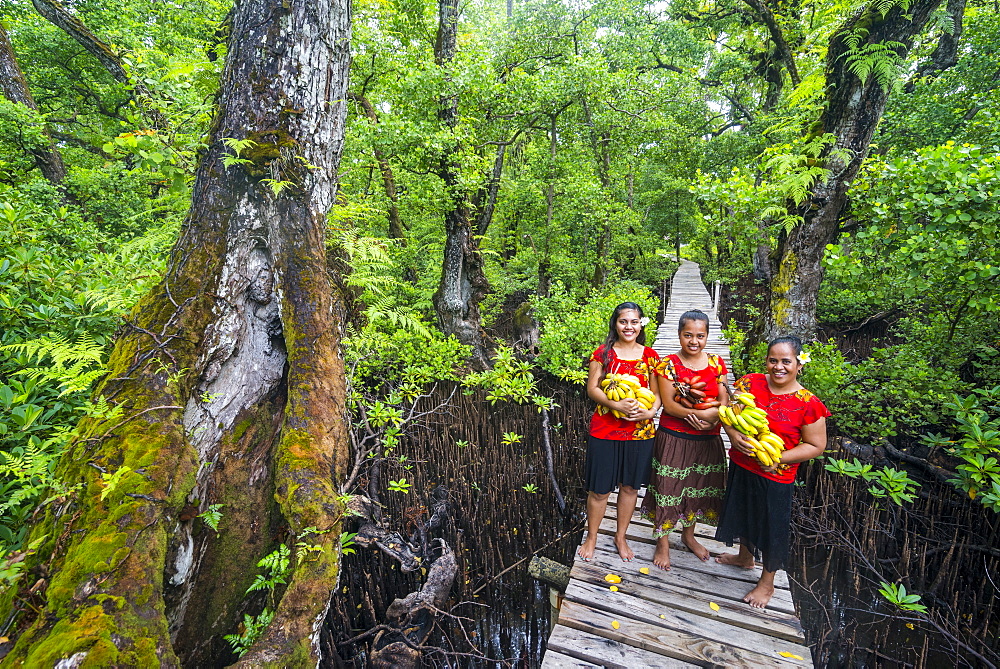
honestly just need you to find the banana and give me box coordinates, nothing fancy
[744,435,763,452]
[755,448,773,468]
[636,397,653,410]
[742,407,768,421]
[608,386,621,401]
[635,387,656,403]
[741,412,768,429]
[733,413,756,435]
[736,393,756,407]
[612,409,625,419]
[718,405,734,426]
[619,374,641,389]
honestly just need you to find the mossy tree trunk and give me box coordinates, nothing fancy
[1,0,351,665]
[764,0,944,340]
[0,23,69,189]
[432,0,491,369]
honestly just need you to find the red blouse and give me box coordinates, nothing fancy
[654,353,728,436]
[729,373,830,484]
[589,346,660,441]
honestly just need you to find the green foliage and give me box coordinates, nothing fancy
[533,281,657,379]
[197,504,224,533]
[841,29,906,92]
[878,582,928,613]
[464,347,553,411]
[387,478,412,494]
[922,386,1000,510]
[801,340,967,441]
[824,457,919,505]
[246,544,291,594]
[223,609,275,658]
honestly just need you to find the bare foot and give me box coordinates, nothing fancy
[716,551,755,569]
[743,582,775,608]
[577,535,597,561]
[652,537,671,571]
[613,535,634,561]
[682,531,710,562]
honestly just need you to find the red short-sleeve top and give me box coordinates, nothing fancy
[589,346,660,441]
[654,353,728,435]
[729,373,831,484]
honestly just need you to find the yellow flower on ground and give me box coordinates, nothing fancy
[604,574,622,583]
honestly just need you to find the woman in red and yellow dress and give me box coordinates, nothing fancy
[716,335,830,608]
[578,302,661,562]
[641,309,728,570]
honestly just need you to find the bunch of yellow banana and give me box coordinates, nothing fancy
[600,374,655,418]
[719,392,788,470]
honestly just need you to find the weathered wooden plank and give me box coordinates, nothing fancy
[540,649,602,668]
[569,560,805,643]
[584,521,789,590]
[557,599,808,668]
[594,517,793,591]
[564,578,811,658]
[570,549,795,614]
[547,626,698,668]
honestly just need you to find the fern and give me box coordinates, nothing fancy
[841,27,906,92]
[1,333,106,396]
[330,225,433,338]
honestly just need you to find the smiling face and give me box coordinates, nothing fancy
[615,309,643,344]
[766,342,803,386]
[678,317,709,356]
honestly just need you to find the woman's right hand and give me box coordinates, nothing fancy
[726,428,756,457]
[613,397,641,418]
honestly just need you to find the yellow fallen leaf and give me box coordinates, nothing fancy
[0,636,7,643]
[611,620,620,629]
[659,614,666,619]
[906,623,915,630]
[709,602,720,611]
[639,567,650,574]
[604,574,622,583]
[778,652,804,660]
[609,585,619,591]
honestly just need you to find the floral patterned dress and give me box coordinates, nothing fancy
[640,353,728,538]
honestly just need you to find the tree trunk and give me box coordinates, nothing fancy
[0,0,351,666]
[348,92,406,241]
[30,0,169,129]
[905,0,966,91]
[764,0,944,340]
[432,0,491,369]
[0,23,69,189]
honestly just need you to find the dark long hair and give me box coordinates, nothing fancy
[599,302,646,369]
[678,309,709,333]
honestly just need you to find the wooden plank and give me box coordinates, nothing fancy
[557,599,808,669]
[590,524,770,587]
[547,626,698,668]
[594,517,793,591]
[570,560,805,643]
[576,540,798,614]
[564,578,811,658]
[540,649,602,668]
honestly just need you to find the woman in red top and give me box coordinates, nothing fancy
[715,336,830,608]
[641,310,728,570]
[579,303,661,562]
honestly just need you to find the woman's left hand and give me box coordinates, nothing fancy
[627,406,657,422]
[683,413,709,430]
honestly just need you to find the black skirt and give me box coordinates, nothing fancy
[584,435,654,495]
[715,463,793,572]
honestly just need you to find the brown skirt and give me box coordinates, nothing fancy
[640,427,727,538]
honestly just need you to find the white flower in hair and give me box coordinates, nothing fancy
[639,317,650,327]
[797,351,812,364]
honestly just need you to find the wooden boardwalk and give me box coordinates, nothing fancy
[541,261,813,668]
